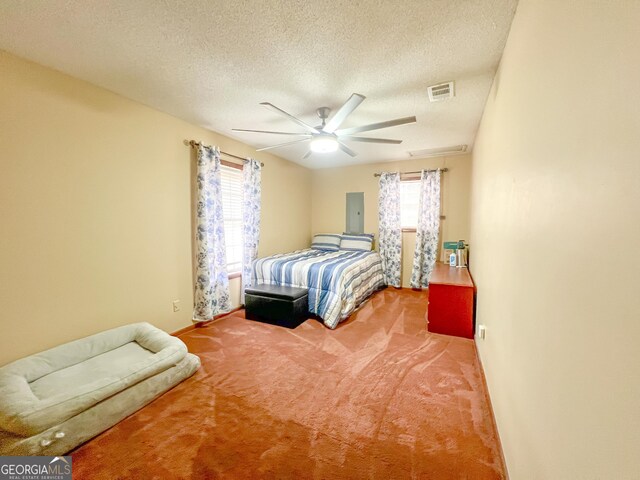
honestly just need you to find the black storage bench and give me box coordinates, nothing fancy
[244,284,309,329]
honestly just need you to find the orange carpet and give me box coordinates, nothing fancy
[71,289,506,479]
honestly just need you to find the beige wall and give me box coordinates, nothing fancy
[311,155,471,287]
[0,51,311,366]
[470,1,640,478]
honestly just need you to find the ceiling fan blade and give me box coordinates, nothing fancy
[323,93,366,133]
[255,138,310,152]
[338,141,357,157]
[260,102,320,134]
[336,116,417,136]
[302,151,312,160]
[342,136,403,144]
[232,128,312,136]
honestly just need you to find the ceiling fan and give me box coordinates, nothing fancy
[232,93,416,159]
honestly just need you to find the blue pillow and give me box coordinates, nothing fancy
[340,233,374,251]
[311,233,342,251]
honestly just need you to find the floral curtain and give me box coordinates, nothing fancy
[241,158,262,303]
[378,172,402,287]
[410,169,441,288]
[192,145,231,321]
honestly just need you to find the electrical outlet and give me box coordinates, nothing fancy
[172,300,180,312]
[478,324,486,340]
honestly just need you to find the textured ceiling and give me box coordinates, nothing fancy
[0,0,517,169]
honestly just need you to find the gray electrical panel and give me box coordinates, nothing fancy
[345,192,364,234]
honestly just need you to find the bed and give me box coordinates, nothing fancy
[252,249,385,329]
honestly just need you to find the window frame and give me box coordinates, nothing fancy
[219,160,244,279]
[398,174,446,232]
[399,176,421,232]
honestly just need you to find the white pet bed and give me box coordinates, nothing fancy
[0,322,199,455]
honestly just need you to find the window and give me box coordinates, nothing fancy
[220,164,243,275]
[400,180,420,229]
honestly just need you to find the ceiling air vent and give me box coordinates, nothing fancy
[427,82,454,102]
[408,145,468,158]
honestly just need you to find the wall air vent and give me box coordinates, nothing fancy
[427,82,455,102]
[408,145,468,158]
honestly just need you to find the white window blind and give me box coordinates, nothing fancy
[400,180,420,229]
[220,165,243,275]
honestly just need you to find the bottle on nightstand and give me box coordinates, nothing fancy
[456,240,468,267]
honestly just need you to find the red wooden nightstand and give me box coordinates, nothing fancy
[427,263,475,339]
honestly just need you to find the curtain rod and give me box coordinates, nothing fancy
[373,168,448,177]
[184,140,264,167]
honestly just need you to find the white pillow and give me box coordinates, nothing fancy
[340,233,374,251]
[311,234,342,251]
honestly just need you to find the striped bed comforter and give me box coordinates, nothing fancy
[252,249,385,329]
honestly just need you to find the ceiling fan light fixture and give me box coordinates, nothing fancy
[310,136,339,153]
[236,94,416,158]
